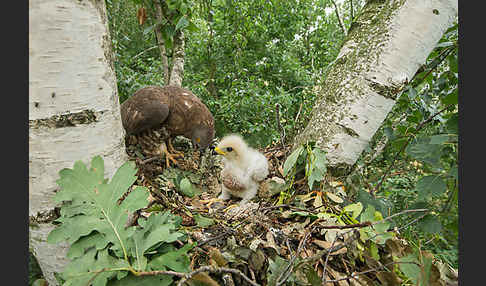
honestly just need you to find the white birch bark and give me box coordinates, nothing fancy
[294,0,458,172]
[29,0,127,284]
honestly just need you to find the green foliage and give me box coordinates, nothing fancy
[29,251,44,285]
[193,214,215,228]
[280,142,327,203]
[283,146,304,177]
[48,156,193,285]
[107,0,347,147]
[158,167,203,198]
[266,256,297,286]
[359,205,394,245]
[398,250,437,286]
[184,0,347,146]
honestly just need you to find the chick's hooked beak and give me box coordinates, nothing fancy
[212,146,226,156]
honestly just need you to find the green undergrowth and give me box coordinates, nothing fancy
[47,156,193,286]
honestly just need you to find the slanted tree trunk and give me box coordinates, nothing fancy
[29,0,127,284]
[294,0,458,174]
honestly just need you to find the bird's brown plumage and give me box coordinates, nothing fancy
[121,85,215,166]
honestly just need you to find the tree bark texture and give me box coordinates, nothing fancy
[294,0,458,173]
[154,0,170,85]
[29,0,127,284]
[169,30,185,87]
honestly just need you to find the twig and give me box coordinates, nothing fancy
[414,46,455,86]
[296,208,429,268]
[294,102,303,124]
[325,261,421,283]
[311,208,429,231]
[176,266,260,286]
[82,260,259,286]
[396,213,428,233]
[349,0,354,21]
[197,229,235,247]
[85,268,110,286]
[330,0,346,35]
[322,232,339,283]
[275,103,286,148]
[132,45,159,60]
[276,227,314,286]
[137,269,190,278]
[374,208,428,226]
[141,156,160,164]
[319,221,372,229]
[261,203,320,214]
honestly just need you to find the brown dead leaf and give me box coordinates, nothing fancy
[262,231,280,254]
[375,271,401,286]
[208,247,228,267]
[312,239,347,255]
[428,263,442,286]
[385,238,405,257]
[249,249,266,272]
[313,193,324,208]
[275,150,285,158]
[301,248,314,259]
[363,255,381,270]
[349,274,375,286]
[188,272,220,286]
[326,191,344,203]
[326,267,349,286]
[136,7,147,26]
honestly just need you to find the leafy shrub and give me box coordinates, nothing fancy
[47,156,193,285]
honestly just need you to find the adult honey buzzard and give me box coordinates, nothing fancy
[121,85,215,167]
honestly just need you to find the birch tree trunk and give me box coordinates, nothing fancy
[29,0,127,284]
[294,0,458,174]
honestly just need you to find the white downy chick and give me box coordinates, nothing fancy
[213,134,269,205]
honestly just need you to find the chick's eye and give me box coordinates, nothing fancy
[226,147,233,152]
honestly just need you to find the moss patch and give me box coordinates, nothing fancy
[29,109,101,129]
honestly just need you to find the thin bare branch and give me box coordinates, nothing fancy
[371,103,454,196]
[330,0,346,35]
[132,45,159,60]
[325,261,421,283]
[275,103,286,148]
[349,0,354,21]
[175,266,260,286]
[276,227,315,286]
[322,232,339,283]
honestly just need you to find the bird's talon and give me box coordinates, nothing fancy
[201,198,225,208]
[224,204,239,212]
[164,153,180,168]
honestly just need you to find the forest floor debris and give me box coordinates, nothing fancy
[124,136,457,286]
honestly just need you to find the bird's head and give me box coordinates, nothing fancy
[212,134,248,162]
[191,124,215,151]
